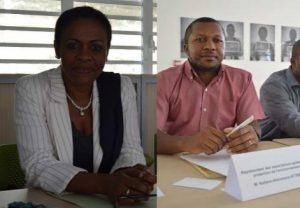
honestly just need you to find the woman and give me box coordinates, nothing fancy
[15,6,156,203]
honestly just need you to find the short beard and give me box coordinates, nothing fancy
[189,59,221,75]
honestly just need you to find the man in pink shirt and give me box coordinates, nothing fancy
[157,17,265,155]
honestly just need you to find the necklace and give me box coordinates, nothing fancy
[66,93,92,116]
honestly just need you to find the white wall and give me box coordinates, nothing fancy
[157,0,300,95]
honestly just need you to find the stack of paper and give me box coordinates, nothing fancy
[173,177,222,190]
[180,149,231,177]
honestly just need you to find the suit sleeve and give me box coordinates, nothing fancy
[260,78,300,137]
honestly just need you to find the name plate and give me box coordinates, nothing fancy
[224,145,300,201]
[225,40,241,53]
[254,41,270,52]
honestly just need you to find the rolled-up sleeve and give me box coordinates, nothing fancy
[236,74,265,123]
[156,72,170,132]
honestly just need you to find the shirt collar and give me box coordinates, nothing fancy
[286,66,300,88]
[183,60,225,82]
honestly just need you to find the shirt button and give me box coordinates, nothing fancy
[205,88,208,92]
[203,108,207,112]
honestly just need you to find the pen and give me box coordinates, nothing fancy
[119,193,157,200]
[226,115,254,138]
[113,197,120,208]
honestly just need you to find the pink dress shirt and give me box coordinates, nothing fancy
[157,61,265,136]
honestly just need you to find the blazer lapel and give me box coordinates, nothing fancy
[92,81,103,173]
[47,67,73,164]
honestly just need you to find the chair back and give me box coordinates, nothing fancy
[0,144,25,190]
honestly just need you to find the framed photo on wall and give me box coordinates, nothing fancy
[180,17,195,58]
[250,23,275,61]
[219,21,244,60]
[281,26,300,62]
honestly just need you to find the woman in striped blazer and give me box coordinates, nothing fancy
[15,6,156,203]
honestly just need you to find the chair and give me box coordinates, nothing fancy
[144,153,154,168]
[0,144,25,190]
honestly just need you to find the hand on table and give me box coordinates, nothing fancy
[186,127,227,155]
[106,164,156,204]
[224,125,259,153]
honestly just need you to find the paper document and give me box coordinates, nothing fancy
[188,162,224,178]
[173,177,222,190]
[156,186,164,197]
[180,149,231,176]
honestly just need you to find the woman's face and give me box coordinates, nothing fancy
[55,18,109,87]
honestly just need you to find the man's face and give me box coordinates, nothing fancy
[258,27,268,40]
[290,29,297,41]
[55,18,109,87]
[226,25,235,37]
[184,22,225,70]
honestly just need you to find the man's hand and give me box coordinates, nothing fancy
[185,127,226,154]
[224,125,259,153]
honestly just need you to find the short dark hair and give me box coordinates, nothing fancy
[54,6,112,48]
[292,39,300,58]
[183,17,224,45]
[258,26,268,35]
[226,24,234,30]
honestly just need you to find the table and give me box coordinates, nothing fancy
[157,141,300,208]
[272,138,300,146]
[0,188,156,208]
[0,188,77,208]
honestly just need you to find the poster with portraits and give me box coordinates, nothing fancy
[250,23,275,61]
[281,26,300,62]
[219,21,244,60]
[180,17,195,58]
